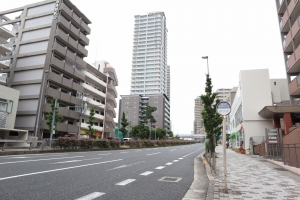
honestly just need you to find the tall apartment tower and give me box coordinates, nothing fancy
[131,12,169,99]
[215,88,231,102]
[194,96,205,135]
[0,0,91,139]
[276,0,300,105]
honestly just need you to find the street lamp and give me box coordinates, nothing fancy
[35,70,49,138]
[202,56,209,75]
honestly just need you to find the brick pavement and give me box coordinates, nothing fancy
[213,145,300,200]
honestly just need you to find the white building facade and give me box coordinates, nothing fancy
[130,12,168,98]
[229,69,275,152]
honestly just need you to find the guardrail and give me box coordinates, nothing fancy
[0,140,44,151]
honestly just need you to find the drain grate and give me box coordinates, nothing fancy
[274,168,287,171]
[158,176,182,182]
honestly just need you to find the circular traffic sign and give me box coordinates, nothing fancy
[216,101,231,116]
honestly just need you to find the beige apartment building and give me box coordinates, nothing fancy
[0,0,118,139]
[193,96,205,136]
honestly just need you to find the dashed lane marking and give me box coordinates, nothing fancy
[98,153,111,156]
[51,158,102,164]
[115,179,136,186]
[179,158,183,160]
[165,162,173,165]
[146,152,161,156]
[169,149,176,151]
[0,156,84,165]
[0,159,122,181]
[140,171,153,176]
[173,160,179,162]
[155,166,165,169]
[74,192,105,200]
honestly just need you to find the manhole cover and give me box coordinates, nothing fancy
[274,168,287,171]
[158,176,182,182]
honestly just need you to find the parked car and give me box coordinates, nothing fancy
[123,138,131,141]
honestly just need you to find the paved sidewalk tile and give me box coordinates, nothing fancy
[213,145,300,200]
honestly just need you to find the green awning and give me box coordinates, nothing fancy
[229,132,238,139]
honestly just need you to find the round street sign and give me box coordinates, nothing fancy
[216,101,231,116]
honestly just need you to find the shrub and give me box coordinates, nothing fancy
[94,139,110,148]
[125,140,143,148]
[110,140,120,148]
[78,138,93,149]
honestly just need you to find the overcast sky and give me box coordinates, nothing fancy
[2,0,285,135]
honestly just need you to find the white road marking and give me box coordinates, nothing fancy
[146,152,161,156]
[166,162,173,165]
[98,153,111,155]
[2,153,68,159]
[107,161,145,171]
[155,166,165,169]
[173,160,179,162]
[0,159,122,181]
[116,179,136,186]
[181,147,185,149]
[179,158,183,160]
[135,150,142,152]
[182,147,204,157]
[145,149,151,150]
[51,158,102,164]
[0,156,84,165]
[74,192,105,200]
[169,149,176,151]
[140,171,153,176]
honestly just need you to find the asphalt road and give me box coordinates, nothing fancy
[0,143,205,200]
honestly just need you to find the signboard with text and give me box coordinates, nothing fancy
[216,102,231,116]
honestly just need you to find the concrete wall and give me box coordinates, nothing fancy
[0,85,20,129]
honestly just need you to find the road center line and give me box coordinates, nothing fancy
[98,153,111,155]
[155,166,165,169]
[74,192,105,200]
[170,149,176,151]
[182,147,204,157]
[179,158,183,160]
[51,158,102,164]
[0,159,122,181]
[107,161,145,171]
[173,160,179,162]
[166,162,173,165]
[140,171,153,176]
[146,152,161,156]
[116,179,136,186]
[0,156,84,165]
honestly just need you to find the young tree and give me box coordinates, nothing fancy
[46,98,63,134]
[86,107,95,137]
[119,112,129,138]
[131,122,149,139]
[200,74,223,155]
[144,105,157,139]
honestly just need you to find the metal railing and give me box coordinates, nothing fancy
[283,143,300,168]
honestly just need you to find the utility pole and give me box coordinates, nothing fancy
[50,98,57,148]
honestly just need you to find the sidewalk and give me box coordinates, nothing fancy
[211,145,300,200]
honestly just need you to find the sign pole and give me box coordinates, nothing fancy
[216,101,231,194]
[222,116,228,193]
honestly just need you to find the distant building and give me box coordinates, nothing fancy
[118,94,170,131]
[193,96,205,136]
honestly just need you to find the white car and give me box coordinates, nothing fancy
[123,138,131,141]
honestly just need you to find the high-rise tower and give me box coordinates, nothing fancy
[131,12,168,98]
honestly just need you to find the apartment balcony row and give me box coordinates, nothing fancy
[55,29,88,57]
[0,26,15,40]
[105,114,116,128]
[43,103,80,120]
[289,76,300,97]
[50,53,85,81]
[107,83,118,98]
[82,82,106,99]
[47,71,83,92]
[279,0,300,33]
[45,87,82,105]
[0,59,10,70]
[83,71,107,90]
[80,122,103,133]
[83,110,104,120]
[59,3,91,35]
[106,104,116,118]
[86,98,105,109]
[42,121,80,133]
[0,42,13,55]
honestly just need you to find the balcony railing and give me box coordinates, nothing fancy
[283,39,286,49]
[286,60,290,70]
[0,59,10,69]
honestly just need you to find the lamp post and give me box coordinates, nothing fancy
[35,70,49,138]
[202,56,209,75]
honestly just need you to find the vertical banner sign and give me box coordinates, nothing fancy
[53,0,60,20]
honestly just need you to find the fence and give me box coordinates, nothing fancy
[282,143,300,168]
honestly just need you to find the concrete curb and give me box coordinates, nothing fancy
[200,152,215,200]
[182,153,209,200]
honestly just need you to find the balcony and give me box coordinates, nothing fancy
[289,76,300,96]
[106,93,117,107]
[69,109,80,119]
[80,20,91,35]
[60,3,73,18]
[60,92,71,103]
[84,71,107,88]
[62,77,72,89]
[287,45,300,74]
[72,82,84,93]
[53,42,66,57]
[79,32,89,45]
[70,96,82,105]
[105,104,116,118]
[48,71,62,84]
[58,16,71,30]
[0,43,13,55]
[83,110,104,120]
[0,59,10,69]
[68,124,79,133]
[77,44,88,57]
[72,12,81,26]
[0,27,15,40]
[57,123,68,132]
[82,83,106,98]
[58,108,69,118]
[46,87,60,98]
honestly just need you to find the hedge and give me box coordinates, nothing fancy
[53,137,196,150]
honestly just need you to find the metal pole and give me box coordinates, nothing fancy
[222,116,228,193]
[50,98,57,148]
[207,58,209,75]
[35,70,48,137]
